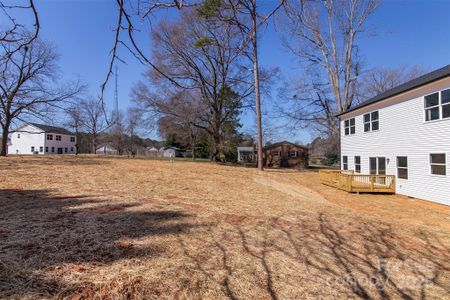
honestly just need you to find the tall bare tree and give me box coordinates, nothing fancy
[132,9,253,161]
[357,65,426,100]
[79,98,108,154]
[0,38,82,156]
[281,0,379,136]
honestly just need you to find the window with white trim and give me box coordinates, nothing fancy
[31,146,35,153]
[343,156,348,170]
[397,156,408,179]
[363,111,379,132]
[17,134,20,139]
[47,134,53,140]
[344,118,356,135]
[354,156,361,173]
[289,151,298,158]
[56,135,61,141]
[425,89,450,121]
[70,136,75,142]
[272,151,281,157]
[39,146,43,153]
[430,153,446,175]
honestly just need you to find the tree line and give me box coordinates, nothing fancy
[1,0,425,165]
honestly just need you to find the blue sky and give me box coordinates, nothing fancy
[10,0,450,143]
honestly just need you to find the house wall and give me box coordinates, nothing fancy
[45,133,76,154]
[340,76,450,206]
[8,125,45,155]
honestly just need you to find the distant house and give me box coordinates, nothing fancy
[160,147,183,158]
[145,146,159,157]
[8,123,76,155]
[237,146,256,163]
[263,141,308,168]
[96,144,118,155]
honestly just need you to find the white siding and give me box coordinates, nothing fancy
[8,125,45,155]
[45,133,76,154]
[340,77,450,206]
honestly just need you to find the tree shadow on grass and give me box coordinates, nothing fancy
[175,213,450,299]
[0,189,202,299]
[0,156,112,170]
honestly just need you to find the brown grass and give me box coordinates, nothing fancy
[0,155,449,299]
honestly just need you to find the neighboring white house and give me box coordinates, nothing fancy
[160,147,182,158]
[96,144,119,155]
[237,146,255,163]
[8,123,76,155]
[338,64,450,206]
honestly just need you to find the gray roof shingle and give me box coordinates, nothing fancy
[28,123,74,135]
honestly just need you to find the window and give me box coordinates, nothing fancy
[430,153,446,175]
[45,147,48,153]
[51,147,55,153]
[272,151,281,157]
[17,133,20,139]
[47,134,53,140]
[71,147,74,152]
[65,147,68,153]
[56,135,61,141]
[354,156,361,173]
[289,151,298,158]
[344,118,356,135]
[39,146,43,153]
[70,136,75,142]
[425,89,450,121]
[343,156,348,170]
[31,146,35,153]
[397,156,408,179]
[363,111,379,132]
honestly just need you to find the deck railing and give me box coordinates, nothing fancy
[319,170,396,193]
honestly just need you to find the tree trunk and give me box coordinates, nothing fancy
[251,0,264,171]
[1,123,10,156]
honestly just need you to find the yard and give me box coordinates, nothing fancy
[0,156,449,299]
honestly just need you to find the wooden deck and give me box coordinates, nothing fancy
[319,170,396,194]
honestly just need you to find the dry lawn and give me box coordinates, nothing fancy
[0,156,449,299]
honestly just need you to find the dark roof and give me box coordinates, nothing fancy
[264,141,308,150]
[338,64,450,117]
[25,123,74,135]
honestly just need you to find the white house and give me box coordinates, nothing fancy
[338,64,450,206]
[96,144,119,155]
[159,147,182,158]
[8,123,76,155]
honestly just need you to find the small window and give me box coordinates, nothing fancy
[45,147,48,153]
[56,135,61,141]
[47,134,53,140]
[425,92,440,121]
[272,151,281,157]
[289,151,298,158]
[363,111,379,132]
[31,146,35,153]
[17,134,20,139]
[354,156,361,173]
[70,136,75,142]
[343,156,348,170]
[344,118,356,135]
[430,153,446,175]
[397,156,408,179]
[442,89,450,119]
[71,147,74,152]
[65,148,68,153]
[51,147,55,153]
[39,146,43,153]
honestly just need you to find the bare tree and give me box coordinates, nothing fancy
[0,38,82,156]
[79,98,109,154]
[64,103,85,154]
[280,0,379,136]
[357,65,426,100]
[0,0,40,60]
[132,9,252,161]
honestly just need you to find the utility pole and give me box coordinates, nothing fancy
[114,65,119,125]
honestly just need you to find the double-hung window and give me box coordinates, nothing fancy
[397,156,408,179]
[342,156,348,170]
[430,154,446,176]
[47,134,53,140]
[363,111,379,132]
[425,89,450,121]
[56,135,61,141]
[289,151,298,158]
[70,136,75,142]
[344,118,356,135]
[354,156,361,173]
